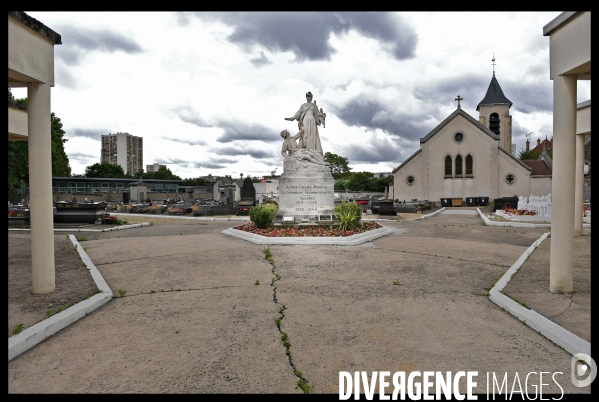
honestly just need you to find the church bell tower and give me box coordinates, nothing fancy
[477,56,513,154]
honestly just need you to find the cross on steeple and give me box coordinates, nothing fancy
[455,95,463,109]
[492,53,496,74]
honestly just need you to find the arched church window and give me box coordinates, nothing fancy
[489,113,500,135]
[465,154,473,176]
[455,155,463,177]
[445,155,452,177]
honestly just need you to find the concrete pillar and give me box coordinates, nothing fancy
[574,133,585,236]
[27,82,55,294]
[549,75,576,293]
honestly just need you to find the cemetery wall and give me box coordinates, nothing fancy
[529,176,553,197]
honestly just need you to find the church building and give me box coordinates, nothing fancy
[392,72,552,202]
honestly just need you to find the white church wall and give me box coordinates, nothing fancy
[424,115,497,201]
[393,151,422,201]
[497,151,530,198]
[529,176,553,196]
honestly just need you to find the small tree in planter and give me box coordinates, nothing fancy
[249,204,279,228]
[334,201,362,231]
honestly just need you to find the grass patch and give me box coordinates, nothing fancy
[117,289,127,297]
[46,309,52,317]
[255,280,260,285]
[12,323,24,335]
[77,236,88,241]
[392,279,401,285]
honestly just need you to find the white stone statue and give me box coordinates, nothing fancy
[285,91,325,160]
[280,129,328,168]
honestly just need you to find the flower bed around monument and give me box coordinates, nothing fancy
[234,221,382,237]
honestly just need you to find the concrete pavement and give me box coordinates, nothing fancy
[8,212,591,394]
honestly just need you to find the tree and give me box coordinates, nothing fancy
[50,113,72,177]
[185,177,211,186]
[8,89,72,194]
[518,149,541,160]
[346,172,373,191]
[85,162,126,178]
[324,152,352,179]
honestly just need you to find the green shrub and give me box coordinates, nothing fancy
[334,201,362,231]
[249,204,279,228]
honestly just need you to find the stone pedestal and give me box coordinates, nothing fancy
[275,159,336,225]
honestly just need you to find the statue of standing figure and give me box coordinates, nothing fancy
[285,91,325,161]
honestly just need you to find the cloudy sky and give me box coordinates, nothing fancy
[13,12,590,179]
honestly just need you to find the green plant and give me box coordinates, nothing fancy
[274,317,281,328]
[94,234,100,240]
[66,302,72,308]
[151,289,156,293]
[77,236,88,241]
[84,294,89,299]
[56,307,63,313]
[12,323,24,335]
[249,204,279,228]
[255,280,260,285]
[392,279,401,285]
[334,201,362,231]
[117,289,127,297]
[297,378,311,394]
[150,221,154,226]
[46,309,52,317]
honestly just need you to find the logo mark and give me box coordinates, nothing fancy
[571,353,596,387]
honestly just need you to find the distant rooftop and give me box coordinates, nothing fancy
[9,11,62,45]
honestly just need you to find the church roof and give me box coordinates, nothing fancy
[476,73,512,111]
[521,160,552,176]
[419,107,499,144]
[498,147,532,172]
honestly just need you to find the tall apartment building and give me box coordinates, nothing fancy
[146,163,165,173]
[101,132,143,175]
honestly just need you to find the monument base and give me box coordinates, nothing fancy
[274,167,337,226]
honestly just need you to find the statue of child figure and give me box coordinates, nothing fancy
[280,126,327,165]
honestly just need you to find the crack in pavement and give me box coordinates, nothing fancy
[263,246,311,394]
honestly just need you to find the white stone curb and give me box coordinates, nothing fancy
[488,232,590,357]
[8,222,151,233]
[112,212,250,222]
[407,207,446,221]
[222,225,395,246]
[8,236,113,361]
[477,208,590,229]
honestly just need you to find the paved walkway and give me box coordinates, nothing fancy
[8,212,591,394]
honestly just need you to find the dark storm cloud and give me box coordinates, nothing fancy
[54,25,143,66]
[55,64,78,89]
[331,97,434,142]
[68,128,109,140]
[415,73,553,115]
[250,51,272,68]
[170,105,211,128]
[191,12,417,62]
[69,152,96,160]
[214,119,279,143]
[194,162,226,169]
[338,136,408,164]
[413,73,490,112]
[164,138,207,146]
[502,80,552,114]
[211,145,275,160]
